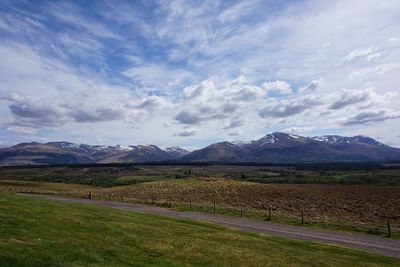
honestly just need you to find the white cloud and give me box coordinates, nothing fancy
[366,53,381,62]
[137,96,171,111]
[262,80,292,94]
[218,1,258,23]
[1,0,400,147]
[282,126,316,134]
[348,64,397,79]
[123,63,192,89]
[182,80,215,100]
[0,42,149,133]
[6,126,38,135]
[344,46,377,62]
[227,131,241,136]
[299,78,324,93]
[46,2,122,40]
[232,86,264,101]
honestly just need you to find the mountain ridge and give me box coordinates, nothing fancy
[180,132,400,163]
[1,132,399,165]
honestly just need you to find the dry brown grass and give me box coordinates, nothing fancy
[101,178,400,235]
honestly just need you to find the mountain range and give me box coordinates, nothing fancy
[1,132,400,165]
[0,142,189,166]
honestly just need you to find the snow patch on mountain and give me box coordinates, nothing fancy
[115,145,134,151]
[231,140,251,146]
[257,133,279,145]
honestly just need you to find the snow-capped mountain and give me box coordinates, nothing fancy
[311,135,387,147]
[165,146,190,157]
[0,141,189,165]
[47,141,80,150]
[1,133,399,165]
[180,132,400,163]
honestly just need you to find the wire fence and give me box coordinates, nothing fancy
[2,185,398,238]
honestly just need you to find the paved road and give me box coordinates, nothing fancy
[25,194,400,258]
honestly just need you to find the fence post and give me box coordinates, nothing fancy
[240,204,243,217]
[267,206,272,221]
[189,200,192,210]
[387,218,392,238]
[301,211,304,225]
[169,199,172,208]
[213,200,216,214]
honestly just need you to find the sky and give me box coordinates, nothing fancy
[0,0,400,149]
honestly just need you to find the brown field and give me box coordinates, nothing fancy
[101,178,400,236]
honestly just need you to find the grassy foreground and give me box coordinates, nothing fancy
[0,194,399,267]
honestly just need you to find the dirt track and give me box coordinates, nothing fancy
[25,194,400,258]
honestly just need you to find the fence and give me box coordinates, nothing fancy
[1,185,398,238]
[89,191,398,238]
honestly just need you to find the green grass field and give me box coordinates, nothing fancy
[0,193,399,266]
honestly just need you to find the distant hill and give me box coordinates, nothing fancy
[1,133,400,165]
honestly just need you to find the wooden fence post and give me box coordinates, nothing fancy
[301,211,304,225]
[240,204,243,217]
[189,200,192,210]
[267,206,272,221]
[213,200,216,214]
[387,218,392,238]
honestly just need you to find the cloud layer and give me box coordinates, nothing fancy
[0,0,399,147]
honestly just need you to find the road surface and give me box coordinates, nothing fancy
[24,194,400,258]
